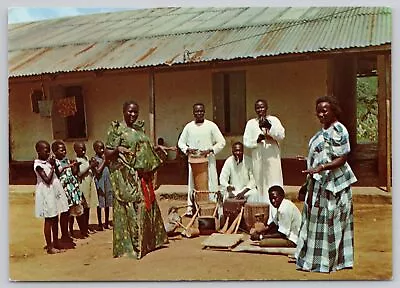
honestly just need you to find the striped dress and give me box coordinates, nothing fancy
[295,121,357,273]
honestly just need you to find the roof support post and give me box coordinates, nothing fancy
[149,69,156,144]
[377,54,391,191]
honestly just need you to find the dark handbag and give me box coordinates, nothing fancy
[298,175,311,201]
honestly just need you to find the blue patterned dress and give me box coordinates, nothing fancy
[295,121,357,273]
[94,155,113,208]
[55,158,83,207]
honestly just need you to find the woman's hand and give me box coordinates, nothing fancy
[118,146,133,156]
[302,165,325,175]
[138,170,153,182]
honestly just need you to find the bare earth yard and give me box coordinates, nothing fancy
[9,192,392,282]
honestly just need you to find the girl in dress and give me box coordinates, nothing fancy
[74,141,99,236]
[34,140,69,254]
[51,140,85,242]
[93,140,113,230]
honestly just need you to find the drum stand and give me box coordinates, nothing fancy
[193,190,223,235]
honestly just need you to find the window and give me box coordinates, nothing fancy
[212,71,246,135]
[50,85,87,140]
[30,89,43,113]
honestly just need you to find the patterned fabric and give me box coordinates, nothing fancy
[55,96,77,117]
[295,121,356,273]
[55,158,83,207]
[106,120,168,259]
[34,159,69,218]
[94,155,113,208]
[307,122,357,194]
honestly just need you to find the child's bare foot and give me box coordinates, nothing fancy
[47,247,64,254]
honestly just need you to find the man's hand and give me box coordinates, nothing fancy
[235,191,246,200]
[257,134,266,143]
[187,148,198,155]
[227,186,235,193]
[199,149,213,157]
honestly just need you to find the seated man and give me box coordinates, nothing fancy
[219,142,258,202]
[251,185,301,248]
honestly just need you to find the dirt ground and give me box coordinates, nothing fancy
[9,192,392,282]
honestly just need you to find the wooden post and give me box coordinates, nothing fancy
[386,99,391,192]
[377,55,390,189]
[332,56,357,154]
[149,70,156,144]
[385,54,392,192]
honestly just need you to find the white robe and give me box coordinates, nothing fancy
[178,119,226,213]
[219,155,258,202]
[243,115,285,203]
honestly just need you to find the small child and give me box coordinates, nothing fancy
[74,141,99,236]
[51,140,84,243]
[34,140,69,254]
[251,185,301,248]
[92,140,113,230]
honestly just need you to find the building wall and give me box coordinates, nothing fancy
[9,58,327,161]
[154,59,327,160]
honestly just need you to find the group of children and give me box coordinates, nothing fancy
[34,139,113,254]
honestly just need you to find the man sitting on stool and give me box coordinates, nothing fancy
[219,142,258,202]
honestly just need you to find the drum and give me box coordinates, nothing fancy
[194,190,215,204]
[244,202,269,231]
[189,155,208,191]
[222,199,246,228]
[198,203,217,216]
[198,216,218,235]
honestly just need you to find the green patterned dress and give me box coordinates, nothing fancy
[106,120,168,259]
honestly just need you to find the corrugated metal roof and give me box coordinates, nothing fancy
[8,6,392,77]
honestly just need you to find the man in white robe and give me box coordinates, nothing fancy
[178,103,226,216]
[243,99,285,204]
[219,142,258,202]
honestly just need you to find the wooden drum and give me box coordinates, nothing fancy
[198,203,217,217]
[222,199,246,228]
[244,202,269,231]
[189,155,208,191]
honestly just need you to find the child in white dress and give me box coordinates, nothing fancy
[34,140,69,254]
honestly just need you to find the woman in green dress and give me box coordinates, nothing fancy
[105,100,168,259]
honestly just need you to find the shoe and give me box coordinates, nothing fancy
[183,212,193,218]
[103,224,110,229]
[96,224,104,231]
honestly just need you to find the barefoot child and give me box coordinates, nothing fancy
[51,140,84,244]
[74,142,99,236]
[34,140,69,254]
[92,140,113,230]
